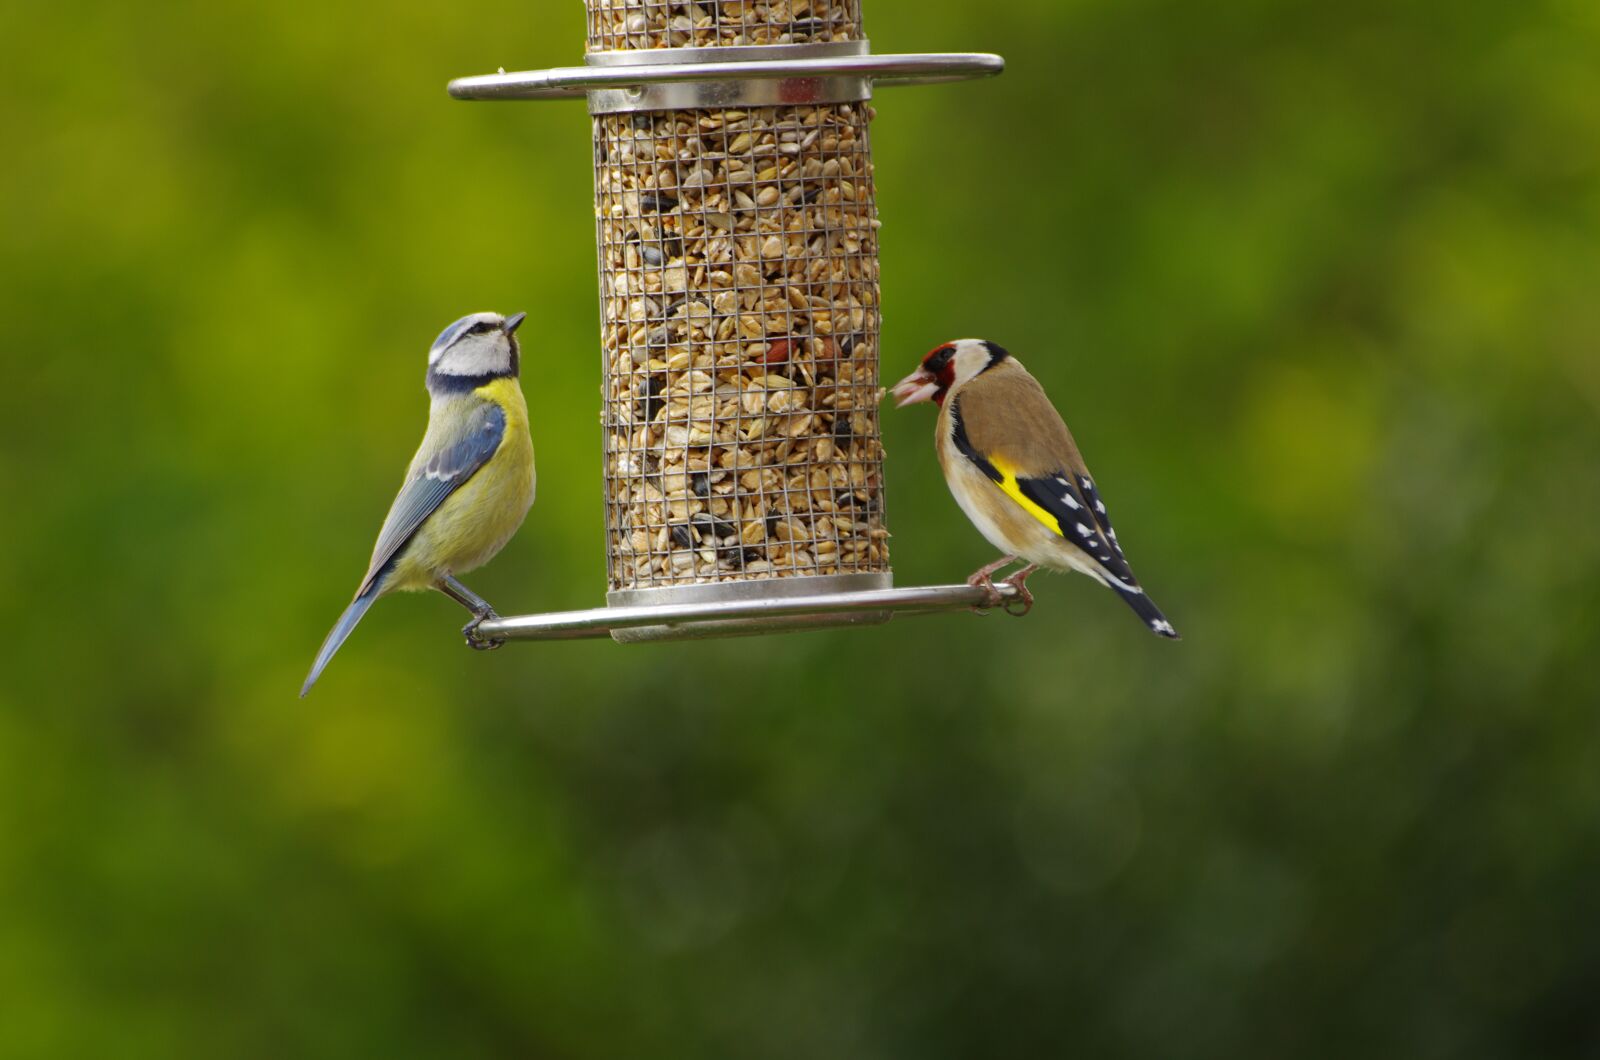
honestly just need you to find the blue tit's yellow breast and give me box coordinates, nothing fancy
[387,377,536,590]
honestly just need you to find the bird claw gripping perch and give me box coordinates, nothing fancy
[999,564,1039,618]
[966,556,1026,616]
[462,609,504,651]
[441,576,506,651]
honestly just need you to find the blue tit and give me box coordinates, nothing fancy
[890,339,1178,637]
[301,311,537,697]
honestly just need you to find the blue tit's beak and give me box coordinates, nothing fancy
[503,311,527,335]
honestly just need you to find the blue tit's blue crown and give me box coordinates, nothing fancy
[431,314,494,357]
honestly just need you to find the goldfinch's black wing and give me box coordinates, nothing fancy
[1017,473,1184,640]
[1013,472,1140,590]
[357,401,506,596]
[1009,470,1178,637]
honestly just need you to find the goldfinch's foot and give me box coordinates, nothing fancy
[966,555,1017,613]
[966,555,1017,588]
[966,574,1002,613]
[462,608,504,651]
[1000,564,1040,617]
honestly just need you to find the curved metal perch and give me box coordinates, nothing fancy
[471,581,1023,644]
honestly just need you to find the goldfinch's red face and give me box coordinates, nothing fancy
[890,343,959,407]
[891,340,1009,407]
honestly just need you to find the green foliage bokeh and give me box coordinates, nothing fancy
[2,0,1598,1055]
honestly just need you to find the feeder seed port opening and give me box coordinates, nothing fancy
[449,2,1005,643]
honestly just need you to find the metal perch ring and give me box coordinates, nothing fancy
[449,45,1003,111]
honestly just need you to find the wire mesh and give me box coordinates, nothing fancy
[586,0,863,52]
[589,1,887,592]
[595,101,887,590]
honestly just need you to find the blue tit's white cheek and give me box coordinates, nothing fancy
[432,332,513,377]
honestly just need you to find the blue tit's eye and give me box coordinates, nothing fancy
[468,321,494,336]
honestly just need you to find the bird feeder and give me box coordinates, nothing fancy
[449,0,1014,642]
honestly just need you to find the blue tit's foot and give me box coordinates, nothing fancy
[462,608,504,651]
[440,574,504,650]
[1000,564,1040,617]
[967,555,1018,613]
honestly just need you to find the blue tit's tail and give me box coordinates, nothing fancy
[300,581,382,697]
[1108,582,1181,640]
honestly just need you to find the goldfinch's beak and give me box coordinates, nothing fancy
[890,366,940,407]
[503,311,527,334]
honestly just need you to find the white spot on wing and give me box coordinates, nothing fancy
[1095,500,1106,514]
[1150,618,1176,635]
[1061,493,1080,509]
[1076,523,1094,538]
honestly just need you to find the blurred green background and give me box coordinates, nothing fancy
[4,0,1599,1055]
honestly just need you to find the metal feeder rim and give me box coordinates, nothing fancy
[473,581,1022,642]
[609,571,891,608]
[586,40,870,67]
[447,51,1005,101]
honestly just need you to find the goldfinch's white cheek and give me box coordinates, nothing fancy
[949,339,1000,385]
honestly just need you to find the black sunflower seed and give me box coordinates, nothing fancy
[638,375,666,422]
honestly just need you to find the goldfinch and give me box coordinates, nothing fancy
[890,339,1178,637]
[301,311,538,696]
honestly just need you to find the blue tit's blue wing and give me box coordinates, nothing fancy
[357,401,506,596]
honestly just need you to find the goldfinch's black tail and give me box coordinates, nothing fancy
[300,581,381,697]
[1109,582,1180,639]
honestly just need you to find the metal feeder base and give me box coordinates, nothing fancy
[473,575,1021,644]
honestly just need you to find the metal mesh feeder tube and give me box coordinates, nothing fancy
[596,93,884,589]
[449,3,1003,642]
